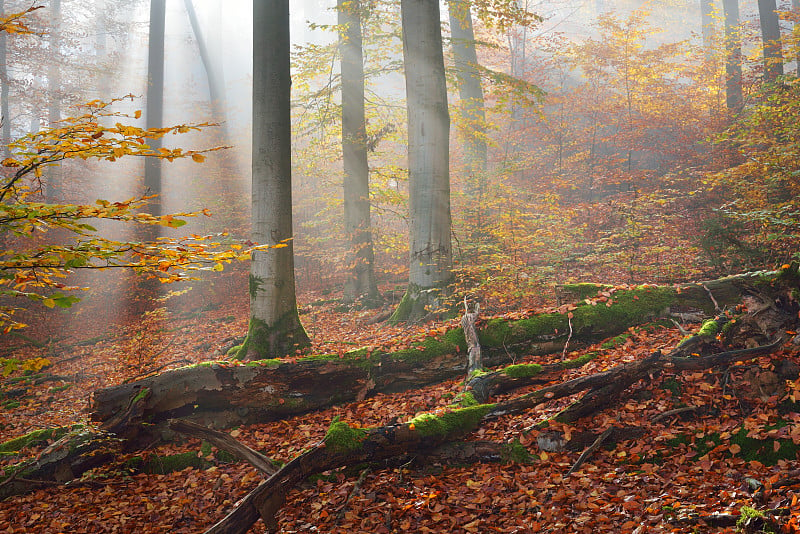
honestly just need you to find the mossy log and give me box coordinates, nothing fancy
[92,269,798,436]
[202,333,788,534]
[0,428,117,500]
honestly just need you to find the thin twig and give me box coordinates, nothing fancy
[651,405,699,423]
[561,314,573,359]
[702,284,720,312]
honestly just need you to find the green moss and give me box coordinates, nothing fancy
[2,400,20,409]
[662,425,798,466]
[0,426,76,453]
[560,283,613,301]
[560,351,599,369]
[325,417,367,454]
[391,336,461,365]
[500,439,533,464]
[454,391,479,406]
[661,377,682,396]
[132,387,150,404]
[697,319,719,337]
[737,505,777,533]
[467,368,490,381]
[408,404,495,438]
[139,451,210,474]
[248,274,264,300]
[601,333,631,349]
[235,313,310,360]
[503,363,543,378]
[226,344,242,356]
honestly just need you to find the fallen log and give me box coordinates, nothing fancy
[93,270,791,434]
[201,336,788,533]
[0,428,118,501]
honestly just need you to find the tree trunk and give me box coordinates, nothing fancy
[338,0,380,306]
[184,0,228,134]
[144,0,165,218]
[700,0,716,60]
[0,0,9,158]
[795,0,800,77]
[723,0,743,112]
[757,0,783,82]
[45,0,61,202]
[391,0,453,323]
[447,0,488,232]
[240,0,309,359]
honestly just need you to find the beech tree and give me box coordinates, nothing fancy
[0,1,8,157]
[237,0,310,359]
[338,0,379,305]
[144,0,165,219]
[45,0,61,202]
[391,0,453,323]
[723,0,743,111]
[447,0,488,181]
[757,0,783,82]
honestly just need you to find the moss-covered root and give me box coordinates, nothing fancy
[235,313,310,360]
[389,282,450,324]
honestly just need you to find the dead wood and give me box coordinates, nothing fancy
[93,270,792,436]
[565,425,614,476]
[461,298,482,373]
[167,419,277,475]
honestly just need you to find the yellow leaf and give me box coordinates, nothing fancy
[43,298,55,308]
[1,158,19,167]
[273,243,289,248]
[134,110,142,119]
[212,263,224,272]
[191,153,206,163]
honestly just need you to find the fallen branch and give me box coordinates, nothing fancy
[565,426,614,476]
[167,419,277,476]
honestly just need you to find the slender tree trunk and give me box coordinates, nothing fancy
[757,0,783,82]
[95,0,111,101]
[447,0,487,192]
[723,0,743,112]
[338,0,380,305]
[700,0,715,60]
[145,0,165,218]
[45,0,61,201]
[184,0,227,135]
[391,0,453,323]
[0,0,9,158]
[795,0,800,77]
[239,0,309,359]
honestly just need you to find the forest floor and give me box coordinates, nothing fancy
[0,275,799,533]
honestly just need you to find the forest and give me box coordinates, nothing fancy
[0,0,799,532]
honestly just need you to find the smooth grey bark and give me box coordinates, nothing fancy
[723,0,743,112]
[447,0,487,177]
[796,0,800,76]
[700,0,715,60]
[45,0,61,201]
[391,0,453,323]
[447,0,488,234]
[184,0,228,135]
[757,0,783,82]
[144,0,165,218]
[0,0,9,157]
[338,0,379,305]
[241,0,309,359]
[95,0,111,100]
